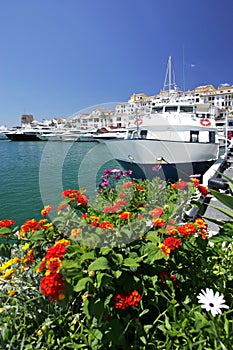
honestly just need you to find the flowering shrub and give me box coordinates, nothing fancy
[0,169,233,349]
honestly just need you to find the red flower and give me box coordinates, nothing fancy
[177,223,197,238]
[190,177,200,186]
[77,193,88,206]
[150,207,164,218]
[57,204,68,212]
[99,221,114,230]
[114,293,128,310]
[136,185,146,192]
[0,219,15,227]
[40,272,65,301]
[113,290,141,310]
[171,181,188,190]
[125,290,141,307]
[197,184,209,196]
[163,236,181,250]
[119,211,132,220]
[46,244,67,260]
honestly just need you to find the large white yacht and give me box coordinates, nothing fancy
[104,57,219,182]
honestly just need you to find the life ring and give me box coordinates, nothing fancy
[200,118,211,127]
[134,118,143,125]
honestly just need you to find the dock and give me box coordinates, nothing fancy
[203,144,233,233]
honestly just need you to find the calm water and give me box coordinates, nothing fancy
[0,140,122,225]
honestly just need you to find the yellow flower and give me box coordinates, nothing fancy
[55,238,70,246]
[1,268,14,279]
[8,290,17,297]
[22,243,29,250]
[70,228,82,238]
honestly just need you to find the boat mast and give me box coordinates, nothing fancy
[163,56,177,92]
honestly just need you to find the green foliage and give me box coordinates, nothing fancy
[0,170,233,349]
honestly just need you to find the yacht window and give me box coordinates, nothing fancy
[209,131,216,143]
[190,131,199,142]
[180,106,193,113]
[152,107,163,113]
[140,130,147,139]
[165,106,177,112]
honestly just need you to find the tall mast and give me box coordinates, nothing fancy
[163,56,177,91]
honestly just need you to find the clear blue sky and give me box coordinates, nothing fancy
[0,0,232,126]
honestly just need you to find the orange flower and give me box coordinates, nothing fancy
[119,211,132,220]
[20,219,42,237]
[41,205,53,217]
[171,181,188,190]
[57,204,68,212]
[160,243,170,256]
[152,218,166,228]
[121,181,136,189]
[70,228,82,238]
[194,218,207,230]
[136,185,146,192]
[177,223,197,238]
[99,221,114,229]
[165,224,178,235]
[190,177,200,186]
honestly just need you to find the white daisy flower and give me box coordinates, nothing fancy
[197,288,229,317]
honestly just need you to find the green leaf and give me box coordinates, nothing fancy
[88,257,109,271]
[74,277,93,292]
[209,189,233,211]
[28,230,45,241]
[218,172,233,193]
[0,227,12,234]
[209,234,233,243]
[100,247,112,255]
[123,257,140,267]
[62,259,81,273]
[204,216,224,226]
[208,203,233,219]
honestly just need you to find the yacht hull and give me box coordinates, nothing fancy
[5,133,41,141]
[105,139,219,182]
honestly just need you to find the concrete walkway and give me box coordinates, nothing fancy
[204,149,233,234]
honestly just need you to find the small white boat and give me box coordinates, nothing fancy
[93,127,127,142]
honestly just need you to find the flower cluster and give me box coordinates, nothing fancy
[0,257,20,279]
[99,168,132,190]
[113,290,141,310]
[0,219,16,227]
[62,189,88,206]
[37,239,70,300]
[190,177,209,196]
[19,218,51,238]
[41,205,54,217]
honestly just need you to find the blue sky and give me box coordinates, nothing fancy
[0,0,232,126]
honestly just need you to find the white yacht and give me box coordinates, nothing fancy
[92,127,127,142]
[104,99,219,182]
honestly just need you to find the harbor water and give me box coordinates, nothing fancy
[0,140,123,225]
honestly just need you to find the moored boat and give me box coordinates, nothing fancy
[104,97,219,182]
